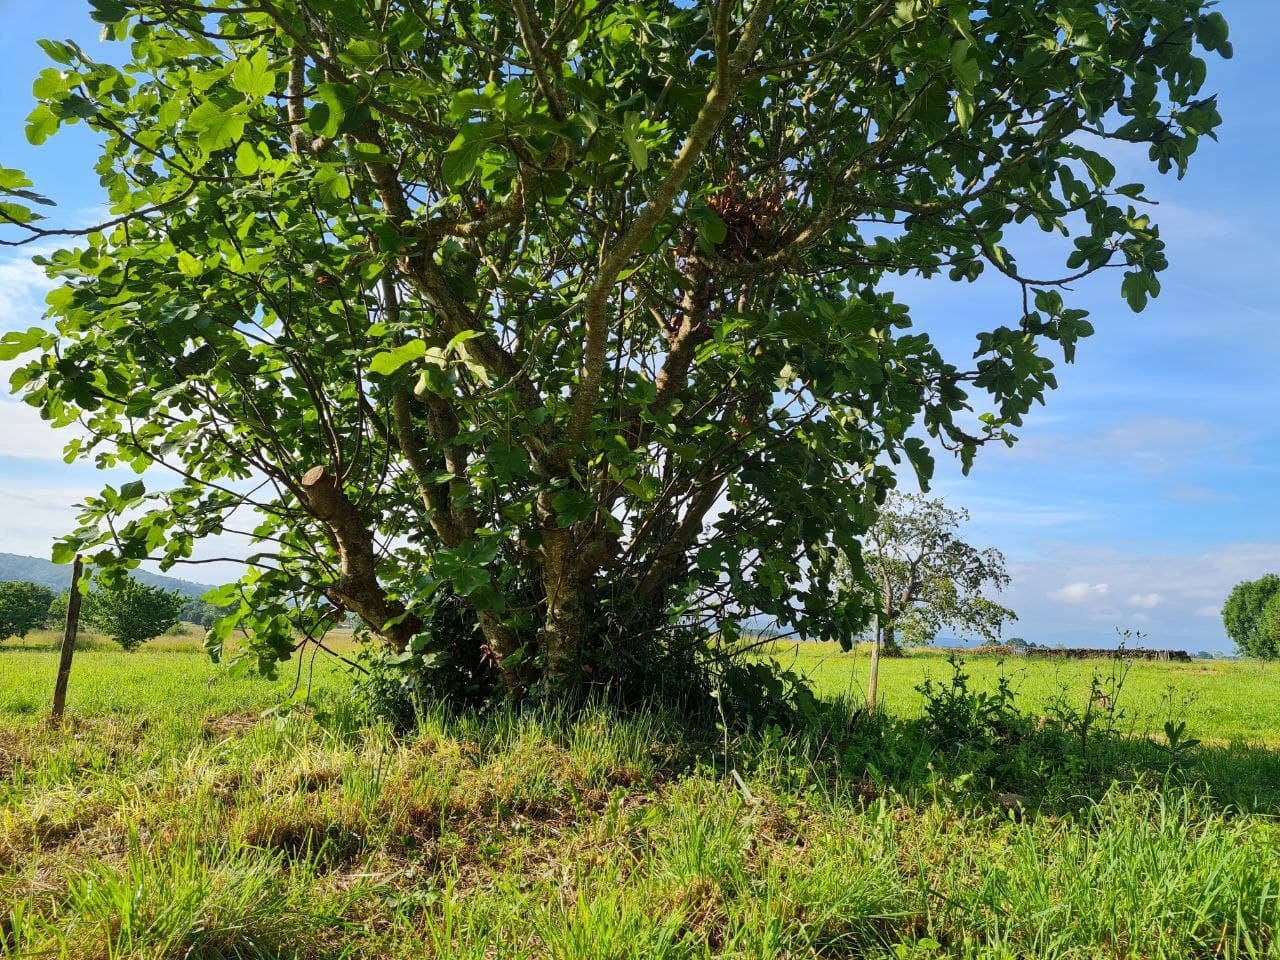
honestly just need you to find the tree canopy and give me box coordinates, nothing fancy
[0,0,1230,703]
[1222,575,1280,660]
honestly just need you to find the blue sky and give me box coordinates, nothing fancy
[1,2,1277,652]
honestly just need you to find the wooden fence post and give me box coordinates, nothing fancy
[50,555,84,726]
[867,613,881,713]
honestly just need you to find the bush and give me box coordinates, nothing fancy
[0,581,55,640]
[1221,574,1280,658]
[916,655,1023,749]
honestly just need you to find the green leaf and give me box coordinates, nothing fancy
[188,101,246,152]
[1080,152,1116,189]
[442,129,486,186]
[0,167,33,191]
[903,437,936,488]
[119,480,146,501]
[37,39,75,66]
[176,251,202,277]
[369,340,427,375]
[551,489,595,527]
[89,0,127,24]
[623,111,648,171]
[231,49,275,98]
[689,203,727,251]
[445,329,483,353]
[1197,12,1231,56]
[25,105,59,145]
[950,40,980,93]
[0,327,46,361]
[32,68,67,101]
[234,140,260,175]
[311,82,368,137]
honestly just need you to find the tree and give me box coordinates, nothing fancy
[1223,575,1280,659]
[852,493,1017,656]
[0,581,55,641]
[0,1,1229,703]
[181,596,233,628]
[86,575,185,652]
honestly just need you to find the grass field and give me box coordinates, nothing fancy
[2,638,1279,958]
[773,641,1280,746]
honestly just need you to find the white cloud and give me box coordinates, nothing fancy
[1006,542,1280,651]
[0,250,74,465]
[1050,581,1111,603]
[1127,592,1163,609]
[0,250,55,332]
[0,359,85,461]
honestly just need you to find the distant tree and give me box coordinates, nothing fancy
[847,494,1017,657]
[46,590,68,628]
[180,596,233,629]
[1259,592,1280,660]
[87,576,185,652]
[0,581,55,641]
[1222,575,1280,659]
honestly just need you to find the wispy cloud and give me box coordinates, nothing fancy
[1050,581,1111,604]
[1127,592,1163,609]
[0,249,55,333]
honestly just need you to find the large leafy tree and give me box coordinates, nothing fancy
[848,493,1016,656]
[0,1,1229,700]
[1222,575,1280,660]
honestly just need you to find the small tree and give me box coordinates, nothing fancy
[850,494,1016,657]
[87,576,184,651]
[1223,575,1280,659]
[0,581,55,641]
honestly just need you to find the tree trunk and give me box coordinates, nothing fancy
[50,556,84,726]
[299,466,421,650]
[880,623,905,657]
[866,615,881,713]
[538,526,587,689]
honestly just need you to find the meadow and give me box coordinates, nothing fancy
[2,635,1279,958]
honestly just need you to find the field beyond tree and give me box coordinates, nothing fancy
[3,639,1278,958]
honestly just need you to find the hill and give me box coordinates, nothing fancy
[0,552,215,599]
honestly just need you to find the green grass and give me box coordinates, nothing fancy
[2,641,1279,959]
[772,642,1280,746]
[0,629,350,719]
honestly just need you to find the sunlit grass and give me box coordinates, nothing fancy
[770,641,1280,745]
[2,641,1279,958]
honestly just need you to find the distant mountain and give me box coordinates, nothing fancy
[0,553,216,599]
